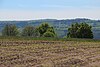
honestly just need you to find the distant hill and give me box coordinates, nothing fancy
[0,18,100,39]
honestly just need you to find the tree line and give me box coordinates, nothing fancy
[1,22,93,39]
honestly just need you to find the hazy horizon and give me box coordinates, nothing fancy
[0,0,100,20]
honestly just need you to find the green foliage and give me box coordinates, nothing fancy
[38,23,50,36]
[67,23,93,39]
[21,26,40,37]
[2,24,19,36]
[47,27,56,34]
[38,23,56,37]
[0,36,100,43]
[43,32,55,37]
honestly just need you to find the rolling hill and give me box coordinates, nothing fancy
[0,18,100,39]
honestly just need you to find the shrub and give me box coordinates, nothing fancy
[43,32,55,37]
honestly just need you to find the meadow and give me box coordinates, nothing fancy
[0,37,100,67]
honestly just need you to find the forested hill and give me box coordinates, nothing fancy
[0,18,100,39]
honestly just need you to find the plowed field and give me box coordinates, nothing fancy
[0,40,100,67]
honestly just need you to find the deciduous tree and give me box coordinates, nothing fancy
[2,24,19,36]
[67,23,93,39]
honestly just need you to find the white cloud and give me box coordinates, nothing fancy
[0,9,100,20]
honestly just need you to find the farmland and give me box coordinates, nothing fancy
[0,39,100,67]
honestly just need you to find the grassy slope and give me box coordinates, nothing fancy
[0,36,100,42]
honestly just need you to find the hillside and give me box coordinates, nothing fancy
[0,18,100,39]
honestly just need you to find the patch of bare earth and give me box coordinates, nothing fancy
[0,40,100,67]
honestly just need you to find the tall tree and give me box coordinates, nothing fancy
[21,26,40,37]
[2,24,19,36]
[38,23,50,36]
[38,23,56,37]
[67,23,93,39]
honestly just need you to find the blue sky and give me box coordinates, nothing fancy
[0,0,100,20]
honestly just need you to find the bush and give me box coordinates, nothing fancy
[43,32,55,37]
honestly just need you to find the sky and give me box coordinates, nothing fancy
[0,0,100,20]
